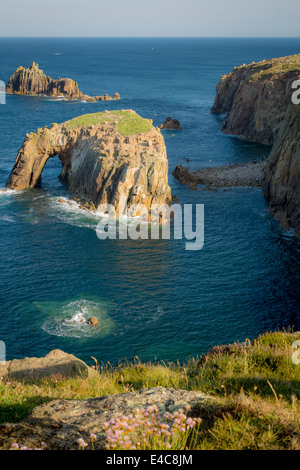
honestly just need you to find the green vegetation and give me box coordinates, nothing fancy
[65,110,153,135]
[248,54,300,81]
[1,330,299,449]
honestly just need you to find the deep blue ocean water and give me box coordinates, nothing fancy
[0,38,299,364]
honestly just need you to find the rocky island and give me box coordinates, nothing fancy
[6,110,172,217]
[160,117,182,130]
[6,62,120,102]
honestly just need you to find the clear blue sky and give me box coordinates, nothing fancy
[1,0,299,37]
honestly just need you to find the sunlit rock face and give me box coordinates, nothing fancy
[212,54,300,234]
[212,54,300,145]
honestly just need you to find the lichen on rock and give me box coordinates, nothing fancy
[0,386,212,450]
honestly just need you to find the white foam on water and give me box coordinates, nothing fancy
[0,188,24,197]
[41,299,114,338]
[0,214,16,223]
[49,196,144,231]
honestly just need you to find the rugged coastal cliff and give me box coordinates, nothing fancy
[6,62,120,102]
[263,103,300,235]
[212,54,300,235]
[6,110,172,217]
[212,54,300,145]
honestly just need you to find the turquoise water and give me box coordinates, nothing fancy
[0,38,299,364]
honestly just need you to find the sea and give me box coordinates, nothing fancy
[0,38,299,364]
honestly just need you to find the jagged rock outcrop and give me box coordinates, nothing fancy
[6,110,172,217]
[6,62,120,102]
[212,54,300,234]
[0,386,212,450]
[173,160,266,190]
[212,54,300,145]
[0,349,95,381]
[263,103,300,235]
[160,117,182,130]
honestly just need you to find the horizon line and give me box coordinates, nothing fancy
[0,36,300,39]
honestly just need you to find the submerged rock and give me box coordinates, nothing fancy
[160,117,182,130]
[6,62,120,102]
[6,110,172,219]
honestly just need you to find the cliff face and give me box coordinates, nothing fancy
[263,103,300,235]
[6,63,120,102]
[212,54,300,235]
[212,54,300,145]
[6,110,172,217]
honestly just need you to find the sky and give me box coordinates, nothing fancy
[0,0,299,37]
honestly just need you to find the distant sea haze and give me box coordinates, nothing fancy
[0,38,299,363]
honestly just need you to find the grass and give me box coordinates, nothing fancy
[65,110,153,135]
[248,54,300,81]
[1,330,299,449]
[222,53,300,83]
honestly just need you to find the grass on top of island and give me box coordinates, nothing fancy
[65,110,154,135]
[248,53,300,81]
[1,330,299,450]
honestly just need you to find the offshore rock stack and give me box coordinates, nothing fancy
[6,110,172,219]
[6,62,120,102]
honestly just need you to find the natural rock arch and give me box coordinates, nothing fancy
[6,110,172,216]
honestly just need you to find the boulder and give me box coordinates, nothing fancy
[0,387,213,450]
[1,350,95,381]
[160,117,182,130]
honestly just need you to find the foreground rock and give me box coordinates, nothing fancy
[263,103,300,235]
[6,110,172,218]
[173,160,266,190]
[0,350,95,381]
[6,62,120,102]
[160,117,182,130]
[211,54,300,145]
[0,387,212,450]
